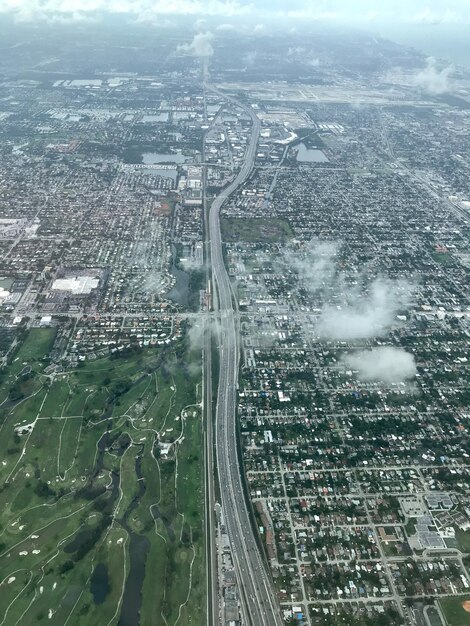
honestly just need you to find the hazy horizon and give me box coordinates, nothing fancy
[1,1,468,69]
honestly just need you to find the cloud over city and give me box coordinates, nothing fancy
[341,346,417,383]
[316,278,413,340]
[281,239,414,341]
[413,57,454,95]
[177,31,214,57]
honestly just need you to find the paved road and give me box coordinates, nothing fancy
[201,111,219,626]
[207,85,283,626]
[203,316,218,626]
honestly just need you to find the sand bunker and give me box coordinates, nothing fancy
[462,600,470,613]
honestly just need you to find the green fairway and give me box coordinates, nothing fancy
[0,327,205,625]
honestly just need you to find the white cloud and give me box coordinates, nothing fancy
[252,23,266,35]
[1,0,470,24]
[281,239,414,341]
[242,50,258,66]
[279,9,341,20]
[316,278,413,340]
[342,347,417,383]
[194,17,207,30]
[177,31,214,57]
[216,22,235,31]
[410,8,459,25]
[188,317,221,352]
[282,239,340,295]
[0,0,253,21]
[413,57,454,95]
[287,47,321,67]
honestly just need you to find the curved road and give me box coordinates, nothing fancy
[207,86,283,626]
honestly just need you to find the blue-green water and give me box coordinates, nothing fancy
[381,24,470,68]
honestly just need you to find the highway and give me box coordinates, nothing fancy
[207,85,283,626]
[203,314,218,626]
[202,107,219,626]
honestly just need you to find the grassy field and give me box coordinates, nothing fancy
[0,328,204,625]
[431,251,455,266]
[221,216,293,243]
[440,596,470,625]
[456,529,470,552]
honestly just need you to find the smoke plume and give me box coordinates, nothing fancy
[342,347,417,383]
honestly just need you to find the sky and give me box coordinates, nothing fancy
[1,0,470,25]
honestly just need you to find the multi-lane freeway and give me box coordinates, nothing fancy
[206,85,283,626]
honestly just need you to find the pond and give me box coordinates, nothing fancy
[142,152,189,164]
[295,143,329,163]
[167,244,189,307]
[118,451,150,626]
[90,563,110,605]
